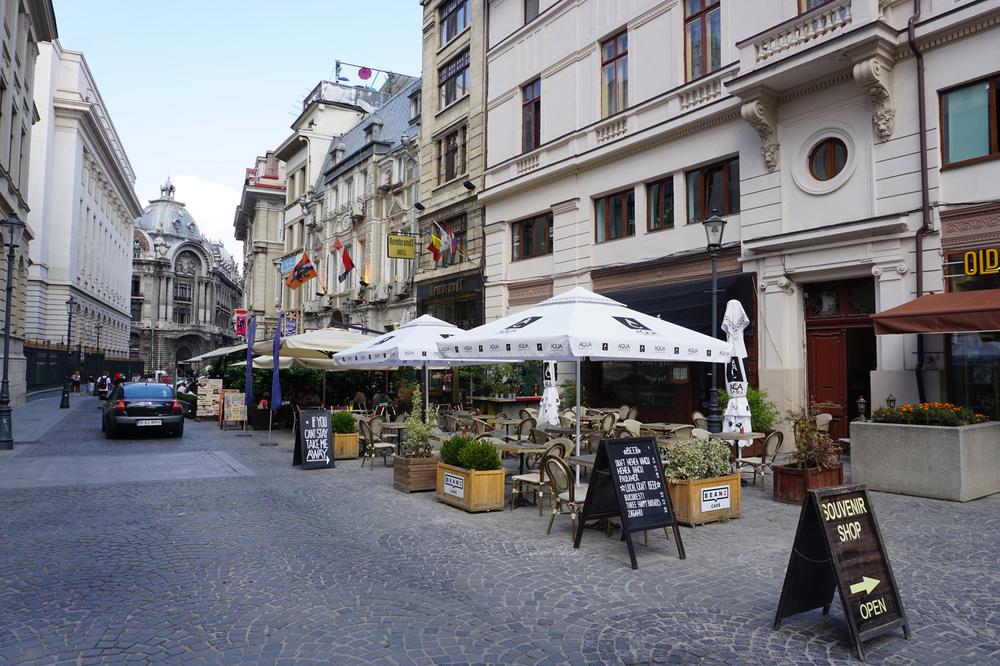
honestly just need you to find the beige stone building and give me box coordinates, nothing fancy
[0,0,56,405]
[234,152,285,340]
[414,0,487,329]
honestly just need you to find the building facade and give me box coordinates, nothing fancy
[0,0,56,405]
[415,0,488,330]
[315,78,422,333]
[482,0,1000,434]
[234,151,285,340]
[131,180,241,371]
[26,40,141,379]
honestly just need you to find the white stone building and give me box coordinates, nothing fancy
[26,40,141,369]
[234,152,285,340]
[0,0,55,405]
[482,0,1000,435]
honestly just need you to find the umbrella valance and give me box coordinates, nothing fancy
[180,343,247,364]
[437,287,731,363]
[252,326,376,358]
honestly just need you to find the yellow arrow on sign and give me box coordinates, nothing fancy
[849,576,880,596]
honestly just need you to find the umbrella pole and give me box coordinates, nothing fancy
[322,370,327,409]
[422,363,429,420]
[268,410,273,442]
[575,360,581,485]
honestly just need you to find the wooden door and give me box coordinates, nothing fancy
[807,329,847,441]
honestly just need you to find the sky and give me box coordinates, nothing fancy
[52,0,424,258]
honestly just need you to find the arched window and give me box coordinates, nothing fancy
[808,137,848,181]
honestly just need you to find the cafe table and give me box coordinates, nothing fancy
[494,441,549,476]
[379,421,408,455]
[492,416,523,439]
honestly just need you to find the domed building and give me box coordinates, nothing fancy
[130,179,242,372]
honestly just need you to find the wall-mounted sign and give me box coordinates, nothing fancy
[233,309,248,337]
[284,311,299,337]
[387,233,416,259]
[774,484,910,661]
[279,254,299,276]
[963,248,999,276]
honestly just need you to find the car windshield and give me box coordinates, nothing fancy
[123,384,174,400]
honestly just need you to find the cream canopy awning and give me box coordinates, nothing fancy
[180,343,248,364]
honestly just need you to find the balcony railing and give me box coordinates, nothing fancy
[752,0,853,64]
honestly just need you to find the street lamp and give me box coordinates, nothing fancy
[886,393,897,409]
[702,209,727,434]
[0,214,26,450]
[59,296,78,409]
[856,395,868,422]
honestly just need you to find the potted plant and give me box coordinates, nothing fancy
[772,406,843,504]
[330,410,359,459]
[664,437,741,526]
[719,387,780,458]
[393,388,439,493]
[435,434,506,512]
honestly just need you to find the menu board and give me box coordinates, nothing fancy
[293,409,335,470]
[774,484,910,661]
[574,437,684,569]
[222,392,246,428]
[196,379,224,418]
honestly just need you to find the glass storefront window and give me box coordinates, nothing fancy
[946,250,1000,419]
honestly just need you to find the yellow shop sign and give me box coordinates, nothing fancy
[964,248,1000,276]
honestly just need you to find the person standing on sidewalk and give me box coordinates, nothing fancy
[71,371,81,395]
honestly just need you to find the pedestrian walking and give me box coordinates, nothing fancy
[71,370,81,395]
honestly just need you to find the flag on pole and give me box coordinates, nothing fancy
[444,223,457,257]
[284,251,318,289]
[333,238,355,283]
[244,316,256,407]
[427,233,441,262]
[270,313,283,412]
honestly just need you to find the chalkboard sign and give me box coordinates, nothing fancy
[293,409,335,470]
[774,484,910,661]
[573,437,684,569]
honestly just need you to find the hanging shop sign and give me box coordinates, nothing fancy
[233,309,248,337]
[283,311,299,337]
[279,254,299,277]
[774,484,910,662]
[386,233,416,259]
[574,437,684,569]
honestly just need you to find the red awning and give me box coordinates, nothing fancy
[872,289,1000,335]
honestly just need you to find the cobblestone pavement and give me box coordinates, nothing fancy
[0,397,997,665]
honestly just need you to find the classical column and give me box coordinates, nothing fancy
[166,276,174,322]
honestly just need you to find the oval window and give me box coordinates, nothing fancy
[808,137,848,181]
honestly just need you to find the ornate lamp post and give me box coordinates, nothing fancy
[59,296,78,409]
[0,214,26,450]
[702,209,727,434]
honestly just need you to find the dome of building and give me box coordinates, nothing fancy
[134,178,202,239]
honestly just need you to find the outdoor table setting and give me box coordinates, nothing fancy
[491,416,523,438]
[379,421,408,455]
[494,441,549,476]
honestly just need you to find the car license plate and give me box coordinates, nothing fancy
[137,419,162,427]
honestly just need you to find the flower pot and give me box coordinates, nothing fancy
[394,456,437,493]
[435,462,505,512]
[332,432,359,460]
[772,463,844,504]
[667,473,741,526]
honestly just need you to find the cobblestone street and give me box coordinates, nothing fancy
[0,397,997,665]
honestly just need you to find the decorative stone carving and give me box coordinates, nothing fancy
[740,95,779,171]
[853,56,895,142]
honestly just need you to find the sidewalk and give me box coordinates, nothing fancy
[9,393,94,444]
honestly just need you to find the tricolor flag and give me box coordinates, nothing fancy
[333,238,355,283]
[444,224,457,257]
[284,251,318,289]
[427,233,441,262]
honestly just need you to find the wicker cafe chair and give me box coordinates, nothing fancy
[510,440,568,514]
[692,411,708,430]
[691,427,712,441]
[617,405,630,421]
[670,425,694,440]
[617,419,642,438]
[626,406,639,421]
[471,418,491,436]
[518,408,533,421]
[737,431,784,488]
[358,419,394,470]
[505,417,537,443]
[544,456,589,540]
[369,415,385,439]
[599,412,618,435]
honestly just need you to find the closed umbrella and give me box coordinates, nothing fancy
[721,300,752,460]
[537,361,560,426]
[438,287,731,480]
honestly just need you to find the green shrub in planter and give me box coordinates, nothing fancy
[456,439,502,471]
[663,437,731,482]
[440,434,477,467]
[330,410,357,434]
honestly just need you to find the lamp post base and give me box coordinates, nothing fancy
[707,387,723,434]
[59,384,71,409]
[0,404,11,450]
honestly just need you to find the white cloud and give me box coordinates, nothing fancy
[171,174,242,259]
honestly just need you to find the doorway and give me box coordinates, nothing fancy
[805,279,877,441]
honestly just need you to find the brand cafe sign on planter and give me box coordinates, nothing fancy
[293,409,335,470]
[443,472,464,498]
[386,233,416,259]
[774,484,910,661]
[700,484,730,512]
[574,437,684,569]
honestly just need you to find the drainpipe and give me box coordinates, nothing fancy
[908,0,931,402]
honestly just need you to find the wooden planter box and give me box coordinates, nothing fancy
[667,474,741,526]
[394,456,437,493]
[435,462,505,512]
[773,463,844,504]
[333,432,360,460]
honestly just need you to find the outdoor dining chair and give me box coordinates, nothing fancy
[691,427,711,441]
[692,411,708,430]
[617,419,641,437]
[510,440,568,513]
[505,417,536,444]
[598,412,617,436]
[518,408,533,421]
[626,406,639,421]
[471,418,491,436]
[543,456,589,540]
[671,425,694,440]
[815,413,833,433]
[736,430,784,488]
[369,415,385,439]
[358,419,395,469]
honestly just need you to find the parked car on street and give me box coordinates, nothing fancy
[101,382,185,439]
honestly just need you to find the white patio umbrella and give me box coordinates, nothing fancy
[721,300,752,459]
[537,361,560,426]
[334,314,508,416]
[438,287,732,478]
[252,326,376,359]
[180,343,248,365]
